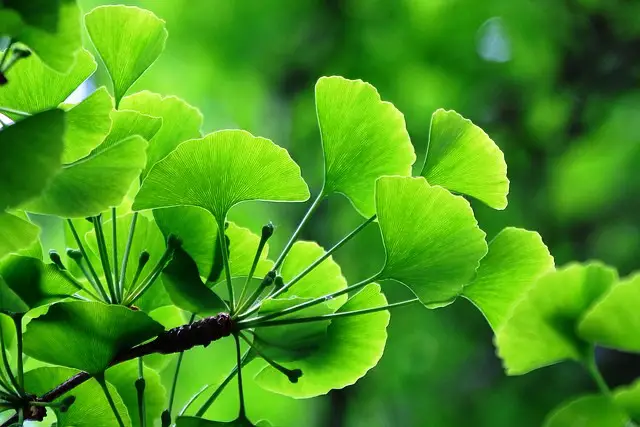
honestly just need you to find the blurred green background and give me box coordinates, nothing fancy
[76,0,640,425]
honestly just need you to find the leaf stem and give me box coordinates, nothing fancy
[125,241,177,306]
[95,374,125,427]
[236,223,274,314]
[135,357,146,427]
[272,192,324,272]
[0,106,29,118]
[238,332,301,383]
[67,219,109,302]
[233,334,246,418]
[11,316,23,391]
[240,297,417,329]
[112,208,120,300]
[51,263,102,301]
[218,219,235,315]
[0,321,19,396]
[92,216,117,303]
[119,213,138,298]
[167,313,196,419]
[584,351,611,397]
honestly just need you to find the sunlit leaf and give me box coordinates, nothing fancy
[315,76,415,217]
[106,360,166,427]
[85,5,168,104]
[0,255,74,314]
[120,91,203,173]
[98,109,162,153]
[420,109,509,210]
[25,366,132,427]
[23,301,164,374]
[543,395,627,427]
[0,49,96,115]
[614,379,640,421]
[0,109,65,210]
[464,227,554,331]
[255,283,389,398]
[23,136,148,218]
[376,176,487,308]
[3,0,83,72]
[496,263,617,375]
[578,273,640,352]
[0,212,39,260]
[62,87,114,163]
[133,130,309,222]
[176,416,271,427]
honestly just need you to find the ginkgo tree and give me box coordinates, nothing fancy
[0,3,637,427]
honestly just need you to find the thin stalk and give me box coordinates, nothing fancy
[178,384,211,417]
[237,280,270,318]
[243,274,380,325]
[92,216,117,303]
[17,407,23,424]
[67,219,109,301]
[69,255,110,302]
[238,333,300,383]
[585,352,611,397]
[194,349,252,417]
[0,106,28,117]
[236,224,273,313]
[119,213,138,296]
[57,267,102,301]
[167,313,195,418]
[12,316,23,391]
[112,208,120,300]
[272,192,324,271]
[240,298,418,329]
[136,357,146,427]
[233,334,246,418]
[0,39,13,70]
[271,215,376,300]
[96,374,125,427]
[0,319,20,395]
[218,220,235,315]
[124,246,176,306]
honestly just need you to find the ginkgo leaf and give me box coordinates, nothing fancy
[62,87,114,163]
[0,48,96,116]
[315,76,415,217]
[578,273,640,353]
[543,395,628,427]
[106,360,167,427]
[255,283,389,398]
[133,130,309,223]
[120,91,203,173]
[420,109,509,210]
[0,212,39,260]
[0,255,75,314]
[376,176,487,308]
[614,379,640,421]
[23,136,148,218]
[4,0,83,72]
[23,300,164,374]
[25,366,132,427]
[496,263,618,375]
[464,227,554,331]
[85,5,168,104]
[0,109,66,210]
[98,109,162,153]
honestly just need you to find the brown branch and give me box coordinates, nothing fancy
[2,313,233,426]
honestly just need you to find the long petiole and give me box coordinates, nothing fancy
[270,214,376,301]
[166,313,195,421]
[135,357,146,427]
[53,264,102,301]
[238,333,301,383]
[194,349,252,417]
[112,208,120,301]
[272,192,324,272]
[584,350,611,397]
[240,298,418,330]
[96,374,125,427]
[178,384,211,417]
[124,246,175,306]
[119,213,138,298]
[241,274,380,325]
[236,223,274,313]
[233,334,246,418]
[0,318,20,395]
[67,219,109,301]
[11,316,23,391]
[92,216,117,303]
[218,220,236,315]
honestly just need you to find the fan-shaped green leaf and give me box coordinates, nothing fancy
[464,227,554,331]
[176,416,271,427]
[614,379,640,421]
[0,109,65,210]
[0,212,39,260]
[85,5,168,104]
[0,49,95,115]
[255,283,389,398]
[106,360,166,427]
[98,110,162,153]
[25,366,132,427]
[376,176,487,308]
[0,255,75,314]
[420,109,509,210]
[543,395,627,427]
[3,0,82,72]
[23,301,164,374]
[496,263,617,375]
[133,130,309,222]
[578,273,640,352]
[120,91,203,173]
[23,136,147,218]
[315,76,415,217]
[62,87,114,163]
